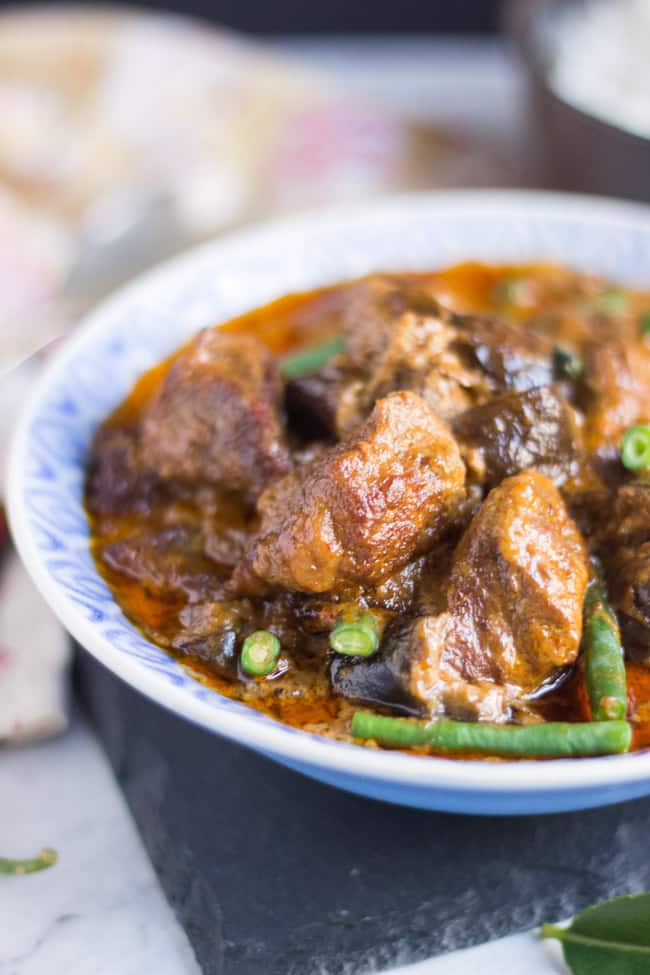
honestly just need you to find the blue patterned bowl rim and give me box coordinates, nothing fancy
[8,190,650,799]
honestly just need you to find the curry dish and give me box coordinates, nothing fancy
[86,263,650,759]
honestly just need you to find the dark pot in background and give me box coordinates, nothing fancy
[503,0,650,202]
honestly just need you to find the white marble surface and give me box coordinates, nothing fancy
[0,37,564,975]
[385,931,565,975]
[0,716,200,975]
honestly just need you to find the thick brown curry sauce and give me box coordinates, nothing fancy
[87,263,650,756]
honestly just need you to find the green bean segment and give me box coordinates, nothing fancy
[281,336,345,379]
[641,310,650,337]
[620,425,650,470]
[0,848,58,876]
[241,631,281,677]
[351,712,632,757]
[583,581,628,721]
[595,288,628,314]
[330,613,379,657]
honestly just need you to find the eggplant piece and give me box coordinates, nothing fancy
[284,367,343,440]
[455,316,553,393]
[330,615,510,722]
[455,385,581,489]
[329,618,424,716]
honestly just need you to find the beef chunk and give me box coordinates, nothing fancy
[232,391,466,596]
[441,471,588,698]
[583,337,650,467]
[340,275,487,429]
[141,330,291,497]
[601,482,650,664]
[333,472,588,720]
[285,275,489,438]
[455,386,582,489]
[101,525,222,602]
[286,275,554,439]
[87,425,157,516]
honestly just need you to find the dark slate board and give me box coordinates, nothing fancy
[76,648,650,975]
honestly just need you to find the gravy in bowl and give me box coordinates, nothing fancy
[86,261,650,759]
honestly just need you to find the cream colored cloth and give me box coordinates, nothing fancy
[0,356,69,743]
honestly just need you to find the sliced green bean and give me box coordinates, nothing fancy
[351,712,631,757]
[330,612,380,657]
[595,288,628,314]
[640,310,650,337]
[0,848,58,876]
[241,631,281,677]
[621,425,650,471]
[583,580,628,721]
[495,275,526,306]
[281,336,345,379]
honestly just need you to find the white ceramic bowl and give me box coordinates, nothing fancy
[9,190,650,815]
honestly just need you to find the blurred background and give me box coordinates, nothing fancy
[69,0,502,33]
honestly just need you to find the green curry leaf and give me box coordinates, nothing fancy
[541,893,650,974]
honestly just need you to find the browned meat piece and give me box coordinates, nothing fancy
[232,391,466,596]
[173,599,257,677]
[286,275,554,439]
[601,482,650,665]
[332,471,589,720]
[455,386,582,489]
[583,336,650,468]
[440,470,588,699]
[101,525,223,602]
[141,329,291,497]
[285,275,488,438]
[340,275,487,428]
[87,425,158,516]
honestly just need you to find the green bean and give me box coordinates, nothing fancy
[351,712,631,757]
[281,336,345,379]
[641,311,650,337]
[0,848,58,876]
[583,580,628,721]
[330,612,379,657]
[241,631,281,677]
[496,277,519,304]
[553,345,584,381]
[595,288,628,314]
[620,425,650,470]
